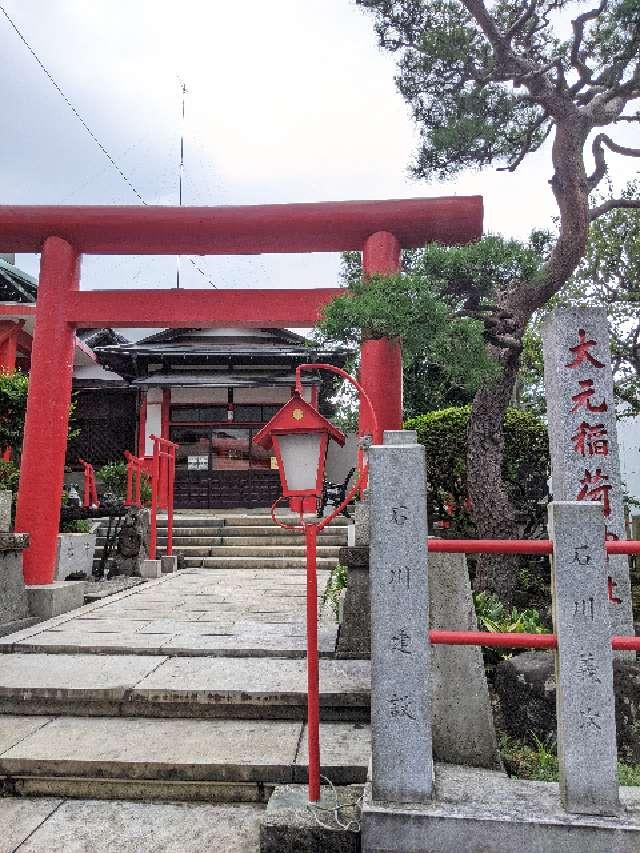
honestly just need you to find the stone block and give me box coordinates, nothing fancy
[26,582,84,619]
[361,765,640,853]
[336,546,370,660]
[429,551,500,770]
[140,559,162,579]
[161,555,178,574]
[0,489,12,533]
[55,532,97,581]
[369,430,432,804]
[0,537,29,623]
[549,501,619,815]
[260,784,362,853]
[542,309,633,638]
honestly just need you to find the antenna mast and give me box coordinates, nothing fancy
[176,79,187,289]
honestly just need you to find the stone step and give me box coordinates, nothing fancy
[0,654,369,720]
[93,543,342,558]
[0,716,370,802]
[155,518,224,529]
[157,535,347,547]
[0,798,265,850]
[5,621,340,660]
[154,515,351,528]
[181,557,338,570]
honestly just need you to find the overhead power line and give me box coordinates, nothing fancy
[0,4,217,288]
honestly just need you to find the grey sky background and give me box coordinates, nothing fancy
[2,0,638,296]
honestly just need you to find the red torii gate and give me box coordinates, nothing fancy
[0,197,482,583]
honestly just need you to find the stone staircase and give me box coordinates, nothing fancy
[0,567,370,807]
[93,511,350,574]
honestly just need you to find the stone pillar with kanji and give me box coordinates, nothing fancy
[542,307,634,638]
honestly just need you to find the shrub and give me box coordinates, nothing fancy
[0,459,20,493]
[60,519,93,534]
[405,405,549,539]
[97,460,151,504]
[322,563,348,622]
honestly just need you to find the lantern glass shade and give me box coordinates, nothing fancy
[276,432,324,494]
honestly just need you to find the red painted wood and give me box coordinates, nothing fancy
[0,304,36,317]
[15,237,79,584]
[64,288,339,328]
[161,389,171,440]
[0,198,483,254]
[360,232,403,435]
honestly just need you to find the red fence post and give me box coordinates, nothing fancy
[15,237,79,584]
[149,438,160,560]
[167,443,175,557]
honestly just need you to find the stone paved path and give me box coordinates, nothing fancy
[0,797,263,853]
[0,568,371,849]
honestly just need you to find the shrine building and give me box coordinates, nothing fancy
[0,256,348,509]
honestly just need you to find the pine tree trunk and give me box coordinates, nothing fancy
[467,344,522,606]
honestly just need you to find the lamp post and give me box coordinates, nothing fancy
[254,363,378,803]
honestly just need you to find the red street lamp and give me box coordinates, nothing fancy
[254,390,346,502]
[254,363,378,804]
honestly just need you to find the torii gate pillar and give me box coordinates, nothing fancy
[15,237,79,584]
[360,231,403,436]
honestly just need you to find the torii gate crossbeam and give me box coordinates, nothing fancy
[0,196,483,583]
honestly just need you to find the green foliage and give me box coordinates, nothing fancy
[356,0,640,180]
[499,734,640,786]
[0,459,20,493]
[405,405,549,537]
[60,518,93,534]
[474,592,548,635]
[326,237,549,418]
[97,460,151,504]
[322,563,348,622]
[0,370,79,456]
[0,370,28,454]
[499,734,559,782]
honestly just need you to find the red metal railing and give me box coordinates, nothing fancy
[428,537,640,555]
[429,630,640,651]
[124,450,145,508]
[149,435,177,560]
[426,536,640,650]
[78,458,97,508]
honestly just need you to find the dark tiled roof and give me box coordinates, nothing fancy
[76,328,130,347]
[0,259,37,303]
[136,327,309,346]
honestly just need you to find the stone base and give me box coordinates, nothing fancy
[362,764,640,853]
[161,556,178,574]
[139,559,162,579]
[0,616,39,638]
[260,784,362,853]
[26,582,84,619]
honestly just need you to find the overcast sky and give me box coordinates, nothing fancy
[2,0,638,297]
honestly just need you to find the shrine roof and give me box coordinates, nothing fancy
[0,258,37,303]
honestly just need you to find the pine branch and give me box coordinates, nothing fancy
[590,199,640,220]
[570,1,607,85]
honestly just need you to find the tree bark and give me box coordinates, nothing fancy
[468,118,591,606]
[467,342,522,604]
